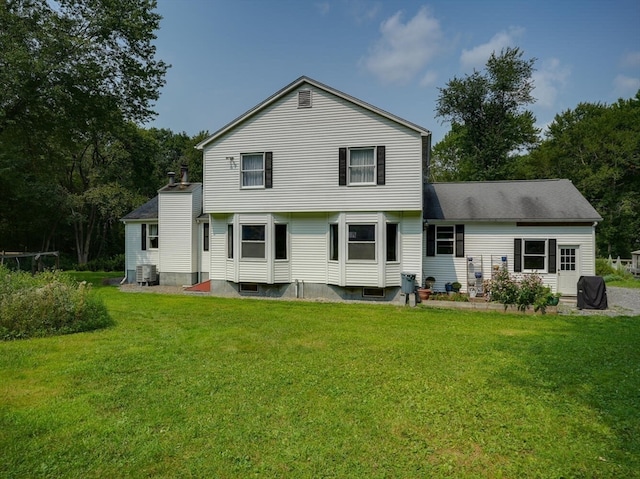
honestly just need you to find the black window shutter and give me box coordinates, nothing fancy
[339,148,347,186]
[548,239,557,273]
[514,238,522,272]
[376,145,386,185]
[265,152,273,188]
[455,224,465,257]
[141,224,147,251]
[427,224,436,257]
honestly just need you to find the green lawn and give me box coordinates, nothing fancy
[1,282,639,478]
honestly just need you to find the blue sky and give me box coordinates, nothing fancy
[148,0,640,144]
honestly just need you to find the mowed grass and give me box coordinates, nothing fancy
[1,284,639,478]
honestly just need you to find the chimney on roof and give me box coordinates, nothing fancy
[168,171,176,186]
[180,164,189,185]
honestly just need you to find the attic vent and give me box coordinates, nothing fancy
[298,90,312,108]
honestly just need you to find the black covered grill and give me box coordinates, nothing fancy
[577,276,608,310]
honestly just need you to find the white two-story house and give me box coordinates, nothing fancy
[195,76,430,300]
[121,76,601,301]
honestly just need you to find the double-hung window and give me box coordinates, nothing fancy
[348,224,376,260]
[241,153,265,188]
[523,240,546,270]
[349,147,375,185]
[241,225,266,259]
[142,223,158,250]
[436,226,454,255]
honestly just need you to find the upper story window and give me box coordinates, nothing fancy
[339,146,385,186]
[241,153,264,188]
[349,147,375,185]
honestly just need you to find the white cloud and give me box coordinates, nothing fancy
[361,6,442,85]
[532,58,570,109]
[460,27,524,69]
[613,74,640,97]
[621,51,640,68]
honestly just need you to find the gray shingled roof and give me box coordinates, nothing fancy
[121,196,158,221]
[424,179,602,222]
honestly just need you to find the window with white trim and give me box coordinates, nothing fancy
[348,147,375,184]
[386,223,398,262]
[348,224,376,261]
[241,225,265,259]
[275,224,287,260]
[523,239,546,270]
[141,223,158,251]
[241,153,264,188]
[203,223,209,252]
[436,226,454,255]
[227,224,233,259]
[329,223,339,261]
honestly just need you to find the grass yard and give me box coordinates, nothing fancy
[1,281,639,478]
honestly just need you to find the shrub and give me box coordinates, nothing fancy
[489,270,550,313]
[74,254,125,272]
[0,265,113,340]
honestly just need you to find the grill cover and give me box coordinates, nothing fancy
[577,276,608,310]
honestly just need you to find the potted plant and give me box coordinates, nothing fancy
[417,276,435,301]
[452,281,462,293]
[547,292,561,306]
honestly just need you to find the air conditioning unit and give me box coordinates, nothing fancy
[136,264,157,285]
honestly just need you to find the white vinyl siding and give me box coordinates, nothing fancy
[423,222,597,293]
[158,186,202,277]
[202,85,423,214]
[124,221,158,273]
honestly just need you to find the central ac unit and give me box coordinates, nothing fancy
[136,264,157,285]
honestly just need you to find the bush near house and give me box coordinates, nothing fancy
[489,269,550,313]
[0,266,113,340]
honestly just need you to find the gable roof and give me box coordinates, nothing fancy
[121,196,158,221]
[195,76,431,150]
[424,179,602,222]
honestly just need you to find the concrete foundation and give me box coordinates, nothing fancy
[208,280,404,303]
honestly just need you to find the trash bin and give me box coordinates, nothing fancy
[401,273,416,294]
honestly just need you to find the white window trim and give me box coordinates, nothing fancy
[274,223,289,262]
[523,239,547,272]
[435,225,454,256]
[386,222,400,263]
[348,147,376,186]
[347,223,377,262]
[240,224,267,261]
[147,223,159,250]
[240,152,265,189]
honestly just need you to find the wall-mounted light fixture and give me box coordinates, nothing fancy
[226,156,234,161]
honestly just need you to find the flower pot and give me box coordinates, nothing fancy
[417,288,431,301]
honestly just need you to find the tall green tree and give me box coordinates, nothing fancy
[523,93,640,257]
[0,0,168,263]
[434,47,539,180]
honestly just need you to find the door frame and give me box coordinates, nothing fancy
[557,244,580,295]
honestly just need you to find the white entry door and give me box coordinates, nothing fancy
[557,245,580,295]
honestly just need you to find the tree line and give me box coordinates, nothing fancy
[1,2,638,266]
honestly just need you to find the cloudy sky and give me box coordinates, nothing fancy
[148,0,640,143]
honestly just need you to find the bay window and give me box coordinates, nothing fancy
[241,225,265,259]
